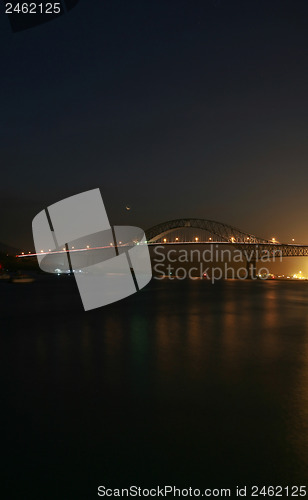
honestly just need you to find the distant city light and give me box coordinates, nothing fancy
[292,270,306,280]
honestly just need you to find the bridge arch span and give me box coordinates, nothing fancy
[146,218,270,244]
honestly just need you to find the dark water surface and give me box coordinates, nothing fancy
[1,278,308,498]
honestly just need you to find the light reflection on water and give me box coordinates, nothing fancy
[1,278,308,496]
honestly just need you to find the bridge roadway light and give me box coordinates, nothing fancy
[209,237,212,241]
[272,237,276,243]
[175,237,179,241]
[163,238,167,243]
[195,237,199,242]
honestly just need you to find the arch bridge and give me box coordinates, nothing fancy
[146,219,308,277]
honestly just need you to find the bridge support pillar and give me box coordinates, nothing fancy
[246,259,256,279]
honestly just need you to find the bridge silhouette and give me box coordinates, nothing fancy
[146,219,308,278]
[146,218,308,256]
[17,218,308,279]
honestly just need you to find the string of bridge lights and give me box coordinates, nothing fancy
[17,235,298,257]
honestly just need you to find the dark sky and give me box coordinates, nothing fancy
[1,0,307,251]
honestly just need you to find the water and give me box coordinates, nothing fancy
[1,278,308,498]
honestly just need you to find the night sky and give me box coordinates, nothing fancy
[1,0,307,253]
